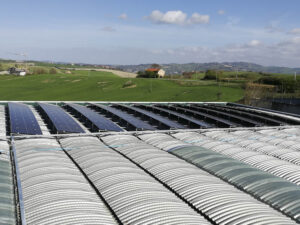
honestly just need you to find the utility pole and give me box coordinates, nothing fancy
[295,72,297,81]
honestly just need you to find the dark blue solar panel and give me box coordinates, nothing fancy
[141,105,213,128]
[172,105,237,127]
[67,103,124,132]
[39,103,85,134]
[8,102,42,135]
[93,104,155,130]
[118,104,185,129]
[193,105,263,127]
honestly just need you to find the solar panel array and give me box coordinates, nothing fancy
[38,103,85,134]
[1,101,300,224]
[137,104,213,128]
[91,104,156,131]
[1,102,299,135]
[65,103,124,132]
[8,103,42,135]
[114,104,185,129]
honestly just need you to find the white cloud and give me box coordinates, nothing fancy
[154,38,300,67]
[101,26,116,32]
[218,10,225,15]
[248,40,261,46]
[289,28,300,35]
[3,37,300,67]
[118,13,128,20]
[148,10,187,25]
[188,13,210,24]
[147,10,209,25]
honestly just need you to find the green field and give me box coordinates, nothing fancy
[0,70,244,102]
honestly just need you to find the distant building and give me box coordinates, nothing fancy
[9,67,26,76]
[146,68,166,78]
[0,71,9,75]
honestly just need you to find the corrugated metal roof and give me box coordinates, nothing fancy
[1,101,300,224]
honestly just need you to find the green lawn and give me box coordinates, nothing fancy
[0,70,244,102]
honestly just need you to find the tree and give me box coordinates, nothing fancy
[203,70,217,80]
[137,70,158,78]
[203,70,223,81]
[151,64,160,68]
[0,64,3,71]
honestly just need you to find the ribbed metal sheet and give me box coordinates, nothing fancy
[139,133,300,223]
[14,138,117,225]
[102,134,296,225]
[59,136,211,225]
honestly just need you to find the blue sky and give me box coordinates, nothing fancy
[1,0,300,66]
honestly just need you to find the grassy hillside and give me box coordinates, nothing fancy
[0,70,244,102]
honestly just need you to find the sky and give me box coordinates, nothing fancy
[1,0,300,67]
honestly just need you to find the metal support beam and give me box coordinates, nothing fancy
[10,136,26,225]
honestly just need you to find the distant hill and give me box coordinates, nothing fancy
[1,58,299,75]
[117,62,300,75]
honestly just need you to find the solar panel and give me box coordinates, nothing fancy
[218,105,289,125]
[193,104,263,127]
[66,103,124,132]
[137,104,213,128]
[38,103,85,134]
[117,104,185,129]
[172,105,238,127]
[8,102,42,135]
[92,104,155,131]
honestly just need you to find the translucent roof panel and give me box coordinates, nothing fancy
[0,141,15,225]
[173,131,300,185]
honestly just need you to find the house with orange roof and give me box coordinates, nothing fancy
[146,68,166,78]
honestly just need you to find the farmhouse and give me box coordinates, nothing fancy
[146,68,166,77]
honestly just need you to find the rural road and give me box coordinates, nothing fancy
[64,68,137,78]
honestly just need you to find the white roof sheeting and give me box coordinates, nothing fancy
[139,133,300,223]
[14,138,118,225]
[59,136,210,225]
[232,129,300,151]
[102,134,296,225]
